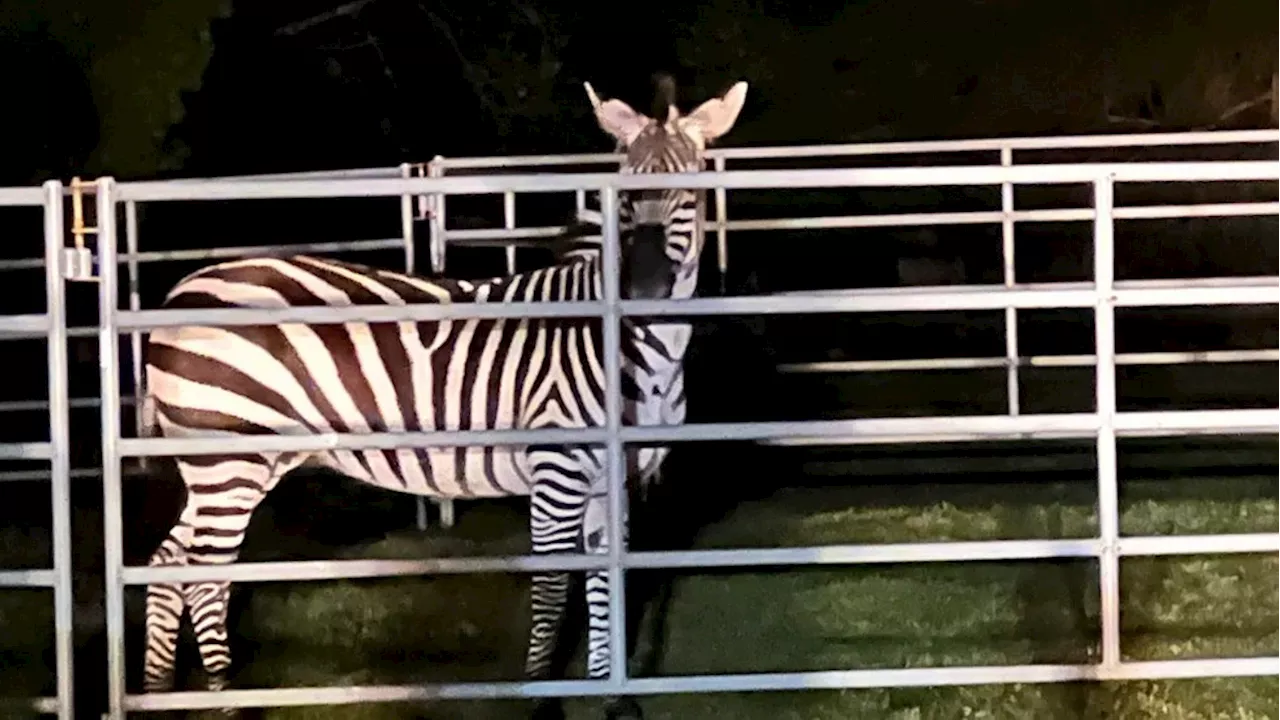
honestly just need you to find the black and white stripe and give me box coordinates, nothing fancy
[137,79,747,716]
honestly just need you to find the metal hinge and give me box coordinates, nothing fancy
[64,176,99,282]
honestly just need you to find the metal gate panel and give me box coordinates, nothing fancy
[0,182,74,720]
[79,157,1279,716]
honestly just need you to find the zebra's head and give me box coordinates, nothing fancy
[584,78,748,299]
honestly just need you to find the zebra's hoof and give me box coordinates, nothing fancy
[604,697,643,720]
[531,698,566,720]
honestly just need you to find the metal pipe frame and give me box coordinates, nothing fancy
[79,164,1279,716]
[97,178,129,720]
[119,656,1280,712]
[0,136,1265,715]
[0,183,75,718]
[118,532,1280,585]
[45,181,75,720]
[776,349,1280,374]
[107,409,1276,459]
[1000,148,1021,416]
[109,161,1280,202]
[0,140,1270,439]
[431,128,1278,169]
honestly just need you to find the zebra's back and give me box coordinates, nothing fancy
[145,254,538,499]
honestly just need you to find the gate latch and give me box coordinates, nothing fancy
[63,176,99,282]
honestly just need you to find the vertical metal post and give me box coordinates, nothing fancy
[426,164,461,531]
[125,202,144,437]
[43,181,74,720]
[1092,175,1121,668]
[414,163,430,222]
[428,157,447,274]
[599,185,628,686]
[436,494,455,529]
[97,178,127,720]
[713,156,729,294]
[401,163,434,532]
[575,189,587,225]
[503,191,517,276]
[1000,147,1020,416]
[398,163,417,275]
[414,495,430,532]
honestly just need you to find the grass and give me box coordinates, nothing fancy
[0,523,53,718]
[201,473,1280,720]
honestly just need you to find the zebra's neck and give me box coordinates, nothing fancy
[470,255,600,304]
[548,242,701,303]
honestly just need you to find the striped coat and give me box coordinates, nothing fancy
[138,78,748,718]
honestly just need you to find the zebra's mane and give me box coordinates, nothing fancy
[651,72,676,122]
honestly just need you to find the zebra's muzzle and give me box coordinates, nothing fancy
[621,224,678,300]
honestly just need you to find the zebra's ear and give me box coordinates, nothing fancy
[585,81,650,147]
[680,81,748,144]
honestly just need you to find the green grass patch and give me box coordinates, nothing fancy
[0,524,55,715]
[207,474,1279,719]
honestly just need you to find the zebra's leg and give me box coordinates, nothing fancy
[525,448,592,720]
[586,471,645,717]
[526,570,574,680]
[527,569,574,720]
[586,489,644,720]
[176,456,274,711]
[143,507,199,693]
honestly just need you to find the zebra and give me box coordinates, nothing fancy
[135,78,747,718]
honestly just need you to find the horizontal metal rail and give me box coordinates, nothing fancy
[113,237,405,265]
[3,441,1273,485]
[0,568,56,587]
[113,161,1280,202]
[160,166,406,183]
[120,532,1280,585]
[0,169,1261,279]
[187,130,1260,188]
[0,396,137,414]
[0,187,45,207]
[0,237,406,272]
[124,657,1280,711]
[37,129,1266,206]
[113,408,1278,457]
[708,128,1280,160]
[528,202,1280,244]
[5,441,1271,485]
[0,314,50,338]
[0,442,53,460]
[0,466,147,484]
[14,279,1263,340]
[0,698,60,716]
[6,347,1273,417]
[777,348,1280,374]
[433,128,1279,169]
[793,446,1280,477]
[99,277,1278,333]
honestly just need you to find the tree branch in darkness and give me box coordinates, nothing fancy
[274,0,380,37]
[1208,85,1277,128]
[413,1,500,116]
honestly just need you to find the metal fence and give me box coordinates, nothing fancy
[415,127,1280,455]
[93,156,1279,715]
[0,182,74,719]
[0,164,441,528]
[0,132,1277,718]
[1,128,1272,530]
